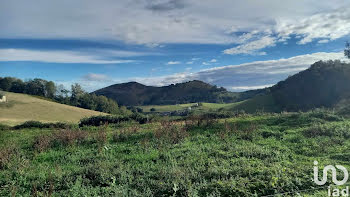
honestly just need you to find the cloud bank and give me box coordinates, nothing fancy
[2,0,349,49]
[76,51,348,92]
[0,49,135,64]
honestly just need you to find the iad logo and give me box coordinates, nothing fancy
[314,161,348,186]
[314,161,349,197]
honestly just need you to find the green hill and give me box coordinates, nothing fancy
[93,80,266,106]
[0,92,106,126]
[226,60,350,113]
[93,80,232,106]
[271,60,350,111]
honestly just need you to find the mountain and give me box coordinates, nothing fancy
[228,60,350,113]
[0,92,106,126]
[93,80,250,106]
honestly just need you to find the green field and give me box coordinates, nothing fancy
[0,92,106,126]
[139,96,280,114]
[140,102,239,113]
[0,110,348,196]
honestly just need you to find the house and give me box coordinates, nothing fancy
[0,96,7,103]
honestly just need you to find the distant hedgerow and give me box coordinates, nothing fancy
[79,113,150,127]
[13,121,70,130]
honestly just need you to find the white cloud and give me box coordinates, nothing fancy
[167,61,181,65]
[276,7,350,45]
[209,59,217,63]
[82,73,110,82]
[2,1,349,45]
[228,84,274,91]
[186,61,194,64]
[128,51,349,90]
[0,49,135,64]
[202,62,210,66]
[223,36,275,55]
[75,51,349,92]
[318,39,330,44]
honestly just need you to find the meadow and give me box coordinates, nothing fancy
[139,102,240,113]
[0,92,106,126]
[1,110,348,196]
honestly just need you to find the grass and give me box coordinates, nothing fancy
[226,94,281,113]
[139,102,238,113]
[0,110,348,196]
[0,92,106,126]
[138,96,276,114]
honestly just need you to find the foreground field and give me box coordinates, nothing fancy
[0,92,106,126]
[0,111,348,196]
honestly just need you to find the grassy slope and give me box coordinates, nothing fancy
[0,92,106,126]
[225,94,281,113]
[0,111,346,196]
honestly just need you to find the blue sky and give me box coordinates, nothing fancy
[1,0,350,92]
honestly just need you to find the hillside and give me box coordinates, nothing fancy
[227,60,350,113]
[0,92,106,126]
[93,80,267,106]
[93,80,232,106]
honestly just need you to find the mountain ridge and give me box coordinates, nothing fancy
[93,80,252,106]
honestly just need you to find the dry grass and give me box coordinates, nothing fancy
[154,121,188,144]
[0,92,106,126]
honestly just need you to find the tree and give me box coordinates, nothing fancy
[0,77,17,91]
[70,83,85,106]
[45,81,56,98]
[56,84,69,98]
[79,93,97,110]
[25,79,46,96]
[9,79,25,93]
[345,41,350,59]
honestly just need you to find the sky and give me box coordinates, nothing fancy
[1,0,350,92]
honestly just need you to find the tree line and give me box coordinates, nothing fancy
[0,77,127,114]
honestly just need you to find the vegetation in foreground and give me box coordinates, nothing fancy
[1,110,349,196]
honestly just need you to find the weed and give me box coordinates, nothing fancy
[33,135,52,152]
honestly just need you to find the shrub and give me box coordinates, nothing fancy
[13,121,70,130]
[154,121,188,144]
[79,113,149,127]
[112,131,128,143]
[0,146,17,170]
[52,129,88,147]
[0,124,10,131]
[95,129,107,146]
[303,122,350,138]
[33,135,52,152]
[112,125,139,143]
[150,108,156,112]
[136,107,143,113]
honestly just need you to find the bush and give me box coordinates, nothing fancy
[0,124,10,131]
[33,135,52,152]
[52,129,88,147]
[154,121,188,144]
[79,113,149,127]
[13,121,70,130]
[303,122,350,138]
[136,107,143,113]
[150,108,156,112]
[0,146,18,170]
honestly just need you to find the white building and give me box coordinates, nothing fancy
[0,96,7,103]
